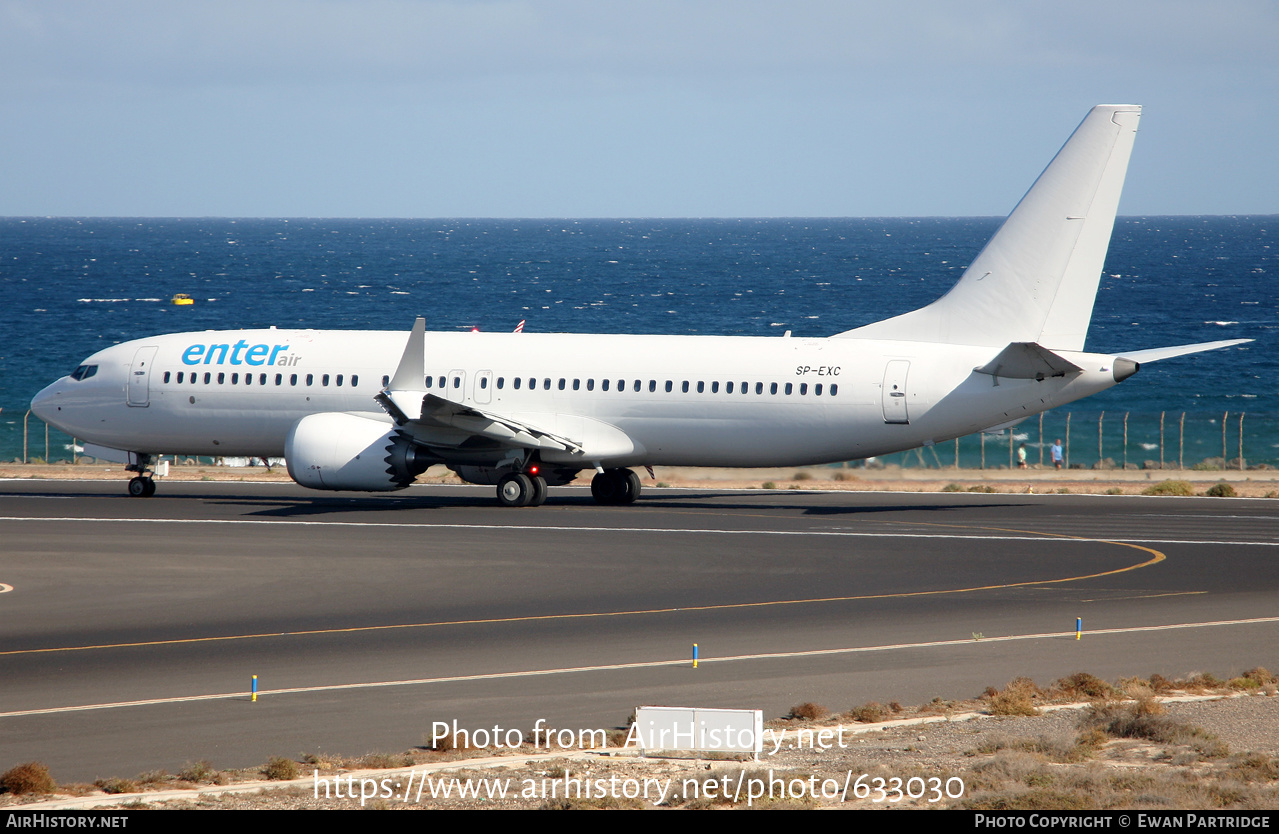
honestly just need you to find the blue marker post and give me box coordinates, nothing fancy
[252,675,258,702]
[693,644,699,669]
[1076,618,1083,641]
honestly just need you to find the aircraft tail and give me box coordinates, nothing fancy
[838,105,1141,350]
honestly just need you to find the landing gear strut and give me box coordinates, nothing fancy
[591,468,640,505]
[496,471,548,507]
[126,453,157,498]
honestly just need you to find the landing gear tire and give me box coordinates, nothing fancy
[528,475,548,507]
[128,476,156,497]
[591,468,640,505]
[497,472,535,507]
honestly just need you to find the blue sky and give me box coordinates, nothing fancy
[1,0,1275,217]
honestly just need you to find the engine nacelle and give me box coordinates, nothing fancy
[285,412,433,491]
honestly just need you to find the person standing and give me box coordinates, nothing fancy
[1051,439,1064,469]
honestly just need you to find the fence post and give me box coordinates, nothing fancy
[1222,411,1228,469]
[1008,430,1014,469]
[1038,412,1044,466]
[23,409,29,464]
[1239,412,1246,470]
[980,432,986,470]
[1123,412,1129,470]
[1098,411,1104,467]
[1159,412,1165,469]
[1065,413,1071,469]
[1179,413,1185,470]
[954,437,959,469]
[44,421,49,463]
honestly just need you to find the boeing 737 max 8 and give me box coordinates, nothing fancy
[30,105,1248,506]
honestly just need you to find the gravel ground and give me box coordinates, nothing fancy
[9,691,1277,811]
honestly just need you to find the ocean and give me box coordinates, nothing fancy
[1,216,1274,469]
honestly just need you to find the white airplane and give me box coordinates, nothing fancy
[31,105,1248,506]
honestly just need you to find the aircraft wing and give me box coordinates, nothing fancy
[375,317,585,455]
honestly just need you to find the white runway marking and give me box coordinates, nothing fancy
[0,516,1273,547]
[4,616,1277,719]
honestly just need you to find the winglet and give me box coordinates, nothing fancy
[388,317,426,392]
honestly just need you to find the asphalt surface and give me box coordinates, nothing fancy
[1,478,1277,783]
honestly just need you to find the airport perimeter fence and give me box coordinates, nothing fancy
[5,408,1277,472]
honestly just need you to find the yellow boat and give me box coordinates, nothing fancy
[171,294,194,306]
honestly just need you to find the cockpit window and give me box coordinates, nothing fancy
[70,365,98,381]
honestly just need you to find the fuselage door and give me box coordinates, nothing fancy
[448,369,467,403]
[475,370,493,404]
[881,359,910,424]
[126,346,158,407]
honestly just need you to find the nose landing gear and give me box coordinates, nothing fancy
[125,453,158,497]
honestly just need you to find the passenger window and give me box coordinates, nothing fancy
[425,376,433,389]
[711,381,719,393]
[306,374,314,386]
[633,380,641,392]
[337,374,343,386]
[697,381,704,393]
[587,379,594,391]
[830,384,838,396]
[231,373,239,384]
[514,377,522,390]
[649,380,656,392]
[558,378,565,390]
[800,383,807,395]
[725,381,733,393]
[682,381,689,393]
[785,383,792,395]
[218,373,225,384]
[770,382,777,395]
[322,374,329,387]
[755,382,763,394]
[351,375,358,387]
[616,379,624,391]
[481,377,488,389]
[382,375,390,387]
[176,372,183,383]
[603,379,610,392]
[291,374,298,386]
[573,379,580,390]
[204,373,211,384]
[497,377,504,389]
[543,378,551,390]
[453,377,461,389]
[815,383,823,396]
[276,374,283,385]
[163,371,171,383]
[665,380,673,392]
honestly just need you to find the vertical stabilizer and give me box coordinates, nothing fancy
[839,105,1141,350]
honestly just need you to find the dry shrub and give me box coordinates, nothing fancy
[1053,672,1114,700]
[787,702,829,721]
[0,762,56,795]
[94,777,138,795]
[263,756,299,781]
[1142,480,1194,496]
[1079,701,1227,758]
[177,760,223,784]
[792,471,813,481]
[1148,673,1176,694]
[1205,482,1237,498]
[846,702,887,723]
[987,678,1042,716]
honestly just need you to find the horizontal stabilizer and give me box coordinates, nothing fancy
[1115,339,1251,363]
[974,342,1082,380]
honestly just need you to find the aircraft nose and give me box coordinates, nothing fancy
[30,380,63,423]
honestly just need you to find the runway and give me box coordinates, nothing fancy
[1,479,1277,782]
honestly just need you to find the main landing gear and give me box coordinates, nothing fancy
[126,452,157,498]
[591,468,640,506]
[127,475,156,497]
[496,471,548,507]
